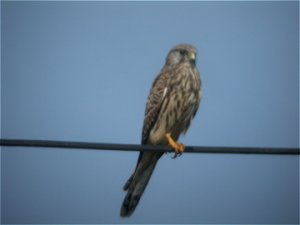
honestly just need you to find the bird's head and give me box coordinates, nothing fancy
[165,44,197,67]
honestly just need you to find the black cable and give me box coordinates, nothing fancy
[0,139,299,155]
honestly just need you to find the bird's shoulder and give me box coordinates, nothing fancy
[141,68,171,143]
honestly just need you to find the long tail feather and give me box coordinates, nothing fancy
[120,152,161,217]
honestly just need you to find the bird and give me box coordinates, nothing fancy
[120,43,202,217]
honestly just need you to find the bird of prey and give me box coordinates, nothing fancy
[120,44,202,217]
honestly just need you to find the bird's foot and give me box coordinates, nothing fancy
[165,133,185,158]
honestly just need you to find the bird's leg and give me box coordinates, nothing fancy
[165,133,185,158]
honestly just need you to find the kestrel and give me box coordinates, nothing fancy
[120,44,202,217]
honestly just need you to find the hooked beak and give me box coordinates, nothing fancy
[188,52,196,63]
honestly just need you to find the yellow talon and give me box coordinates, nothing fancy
[166,133,185,157]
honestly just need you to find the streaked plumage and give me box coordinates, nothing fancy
[121,44,201,217]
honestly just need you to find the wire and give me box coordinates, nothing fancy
[0,138,299,155]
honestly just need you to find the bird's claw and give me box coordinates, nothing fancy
[172,152,182,159]
[166,133,185,159]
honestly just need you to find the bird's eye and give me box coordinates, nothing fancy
[179,50,186,55]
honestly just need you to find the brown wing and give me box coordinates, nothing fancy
[142,70,170,144]
[123,70,170,191]
[121,70,171,216]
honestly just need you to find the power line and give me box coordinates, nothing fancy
[0,139,299,155]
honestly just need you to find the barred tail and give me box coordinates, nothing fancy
[120,153,160,217]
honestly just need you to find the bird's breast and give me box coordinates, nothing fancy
[148,64,201,144]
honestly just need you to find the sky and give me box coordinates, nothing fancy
[1,1,299,224]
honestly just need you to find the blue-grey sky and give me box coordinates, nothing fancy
[1,1,299,224]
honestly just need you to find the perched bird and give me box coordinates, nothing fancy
[120,44,202,217]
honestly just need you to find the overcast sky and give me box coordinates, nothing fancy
[1,1,299,224]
